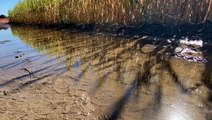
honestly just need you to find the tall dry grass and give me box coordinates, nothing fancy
[9,0,212,25]
[9,0,63,25]
[62,0,149,24]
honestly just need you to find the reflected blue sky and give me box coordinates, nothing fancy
[0,28,27,57]
[0,0,20,16]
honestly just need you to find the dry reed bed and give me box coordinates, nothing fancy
[9,0,212,25]
[9,0,63,24]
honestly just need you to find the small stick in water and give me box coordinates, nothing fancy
[21,68,36,80]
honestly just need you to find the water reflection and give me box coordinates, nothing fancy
[8,25,212,120]
[0,23,10,30]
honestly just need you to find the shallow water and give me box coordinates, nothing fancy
[0,25,211,120]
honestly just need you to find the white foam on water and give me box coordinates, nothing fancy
[180,48,199,54]
[175,47,183,53]
[179,37,203,47]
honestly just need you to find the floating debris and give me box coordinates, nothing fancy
[174,37,207,63]
[14,51,25,58]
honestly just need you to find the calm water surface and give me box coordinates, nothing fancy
[0,25,211,120]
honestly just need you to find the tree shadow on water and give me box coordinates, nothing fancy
[106,65,162,120]
[103,34,204,119]
[10,25,211,119]
[201,48,212,120]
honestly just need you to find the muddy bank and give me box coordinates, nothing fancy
[10,21,212,38]
[115,21,212,38]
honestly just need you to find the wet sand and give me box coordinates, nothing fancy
[0,25,211,120]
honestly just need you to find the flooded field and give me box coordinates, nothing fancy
[0,25,211,120]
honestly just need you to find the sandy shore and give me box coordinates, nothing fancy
[0,76,99,120]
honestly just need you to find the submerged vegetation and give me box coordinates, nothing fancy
[9,0,212,25]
